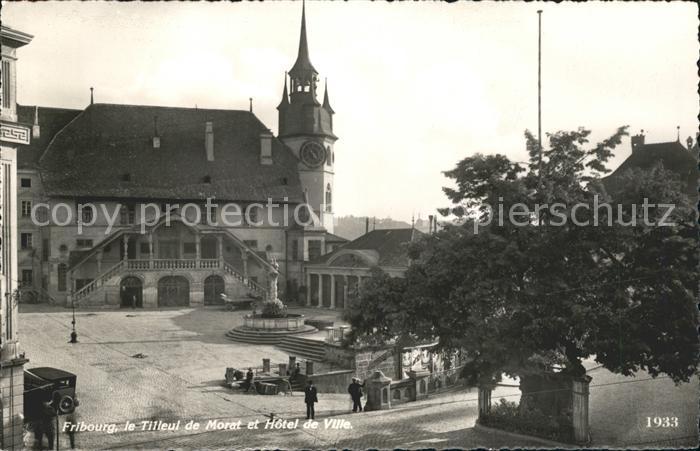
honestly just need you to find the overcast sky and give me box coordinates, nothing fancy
[5,1,698,222]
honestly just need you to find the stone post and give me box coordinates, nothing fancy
[217,235,224,266]
[305,272,311,306]
[148,233,154,269]
[478,385,492,419]
[342,275,348,307]
[572,376,592,444]
[195,233,201,262]
[408,369,430,401]
[324,326,334,343]
[122,235,129,261]
[364,370,392,411]
[278,363,288,376]
[96,249,103,274]
[330,275,336,308]
[242,250,249,281]
[305,360,314,376]
[262,358,271,374]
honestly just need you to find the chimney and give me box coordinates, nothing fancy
[428,215,434,234]
[205,121,214,161]
[365,217,369,235]
[152,116,160,149]
[260,130,273,165]
[631,130,645,153]
[32,106,40,138]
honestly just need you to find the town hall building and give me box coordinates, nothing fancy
[14,3,350,309]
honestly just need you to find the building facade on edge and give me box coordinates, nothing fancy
[14,4,351,310]
[1,23,33,450]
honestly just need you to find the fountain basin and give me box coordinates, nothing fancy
[243,313,306,331]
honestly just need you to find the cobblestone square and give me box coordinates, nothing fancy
[20,306,529,450]
[19,306,697,449]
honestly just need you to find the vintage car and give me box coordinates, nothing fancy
[24,367,78,422]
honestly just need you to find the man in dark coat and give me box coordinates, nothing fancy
[348,377,364,412]
[304,380,318,420]
[35,400,56,450]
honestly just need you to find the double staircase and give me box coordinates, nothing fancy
[71,258,268,305]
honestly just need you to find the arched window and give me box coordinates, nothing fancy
[325,184,332,213]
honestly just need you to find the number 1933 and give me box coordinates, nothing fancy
[646,417,678,427]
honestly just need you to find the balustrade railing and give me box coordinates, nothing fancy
[74,260,125,302]
[152,259,197,270]
[223,262,267,296]
[126,260,150,270]
[73,258,265,302]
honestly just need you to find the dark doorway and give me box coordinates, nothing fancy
[120,276,143,308]
[158,276,189,307]
[203,275,225,305]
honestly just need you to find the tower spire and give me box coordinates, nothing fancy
[278,72,289,109]
[289,0,317,81]
[322,78,334,114]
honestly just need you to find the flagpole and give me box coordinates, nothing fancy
[537,10,543,188]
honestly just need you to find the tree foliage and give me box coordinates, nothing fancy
[346,126,699,384]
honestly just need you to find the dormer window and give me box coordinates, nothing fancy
[260,132,273,165]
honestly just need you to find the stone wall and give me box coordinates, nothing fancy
[353,347,399,381]
[308,370,354,394]
[323,344,402,382]
[0,359,27,450]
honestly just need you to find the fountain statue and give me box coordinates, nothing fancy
[268,258,280,301]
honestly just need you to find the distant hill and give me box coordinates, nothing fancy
[334,215,432,241]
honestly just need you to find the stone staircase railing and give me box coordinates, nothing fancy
[72,260,125,303]
[223,262,267,297]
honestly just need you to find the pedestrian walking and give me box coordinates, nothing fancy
[63,397,80,449]
[34,400,56,450]
[304,380,318,419]
[131,294,137,309]
[348,377,364,412]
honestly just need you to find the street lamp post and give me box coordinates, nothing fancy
[69,295,78,343]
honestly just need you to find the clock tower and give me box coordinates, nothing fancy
[278,1,337,232]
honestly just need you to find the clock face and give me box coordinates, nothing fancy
[300,141,326,168]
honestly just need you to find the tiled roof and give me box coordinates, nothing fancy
[324,232,349,243]
[16,105,81,169]
[311,228,421,267]
[38,103,304,202]
[603,140,696,197]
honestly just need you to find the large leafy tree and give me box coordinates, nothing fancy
[346,127,699,384]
